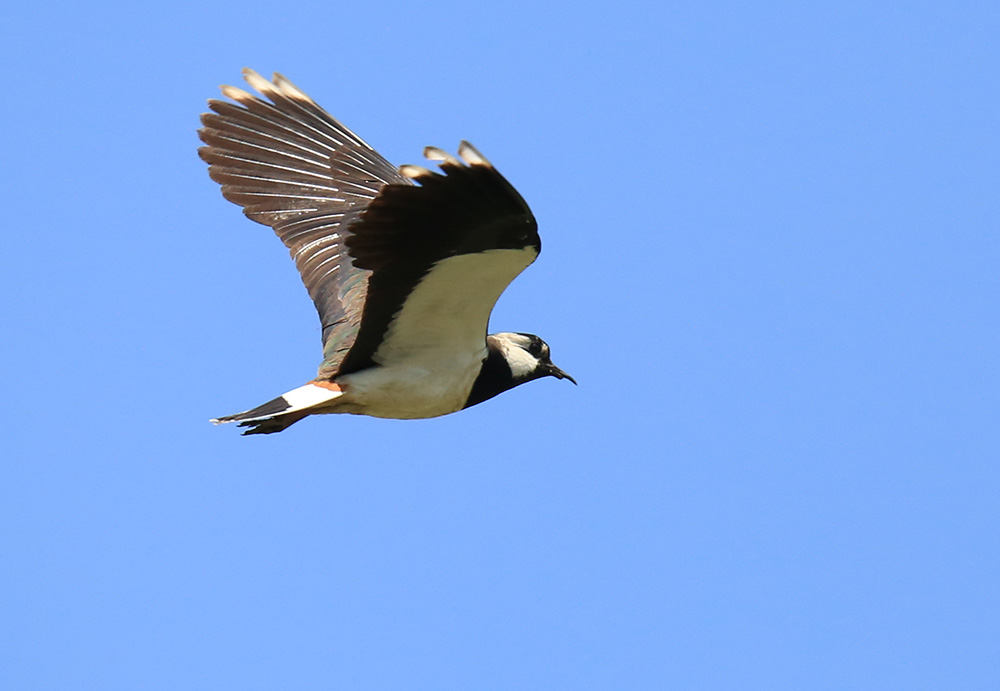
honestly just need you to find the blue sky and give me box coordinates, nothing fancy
[2,1,998,688]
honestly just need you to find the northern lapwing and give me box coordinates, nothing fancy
[199,69,574,434]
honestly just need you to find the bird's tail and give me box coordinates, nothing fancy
[211,382,344,435]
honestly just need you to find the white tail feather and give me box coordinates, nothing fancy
[211,383,344,426]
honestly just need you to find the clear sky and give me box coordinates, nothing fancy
[2,1,998,689]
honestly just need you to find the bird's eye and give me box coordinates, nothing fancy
[528,340,543,357]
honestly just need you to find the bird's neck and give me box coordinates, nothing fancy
[463,343,520,409]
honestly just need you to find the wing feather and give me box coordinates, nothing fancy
[198,69,408,377]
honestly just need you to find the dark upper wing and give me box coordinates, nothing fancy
[198,69,408,376]
[335,142,540,376]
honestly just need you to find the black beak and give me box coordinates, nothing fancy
[548,363,577,385]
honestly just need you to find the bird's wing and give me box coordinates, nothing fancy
[199,70,539,380]
[198,69,408,376]
[335,141,539,376]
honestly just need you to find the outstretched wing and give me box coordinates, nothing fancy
[198,68,408,376]
[336,142,540,376]
[200,70,539,381]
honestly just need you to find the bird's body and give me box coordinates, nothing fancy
[199,69,573,434]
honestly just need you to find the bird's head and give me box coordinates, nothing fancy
[491,332,576,386]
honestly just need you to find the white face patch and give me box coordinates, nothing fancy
[492,332,543,379]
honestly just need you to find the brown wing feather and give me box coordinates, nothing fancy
[197,69,409,377]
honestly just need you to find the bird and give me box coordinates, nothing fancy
[198,69,575,435]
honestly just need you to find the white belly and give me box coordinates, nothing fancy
[334,353,484,419]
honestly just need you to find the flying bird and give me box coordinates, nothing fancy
[198,69,574,434]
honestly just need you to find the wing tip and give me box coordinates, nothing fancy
[272,72,314,104]
[424,146,459,165]
[458,141,492,168]
[241,66,266,85]
[399,163,437,181]
[218,83,254,103]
